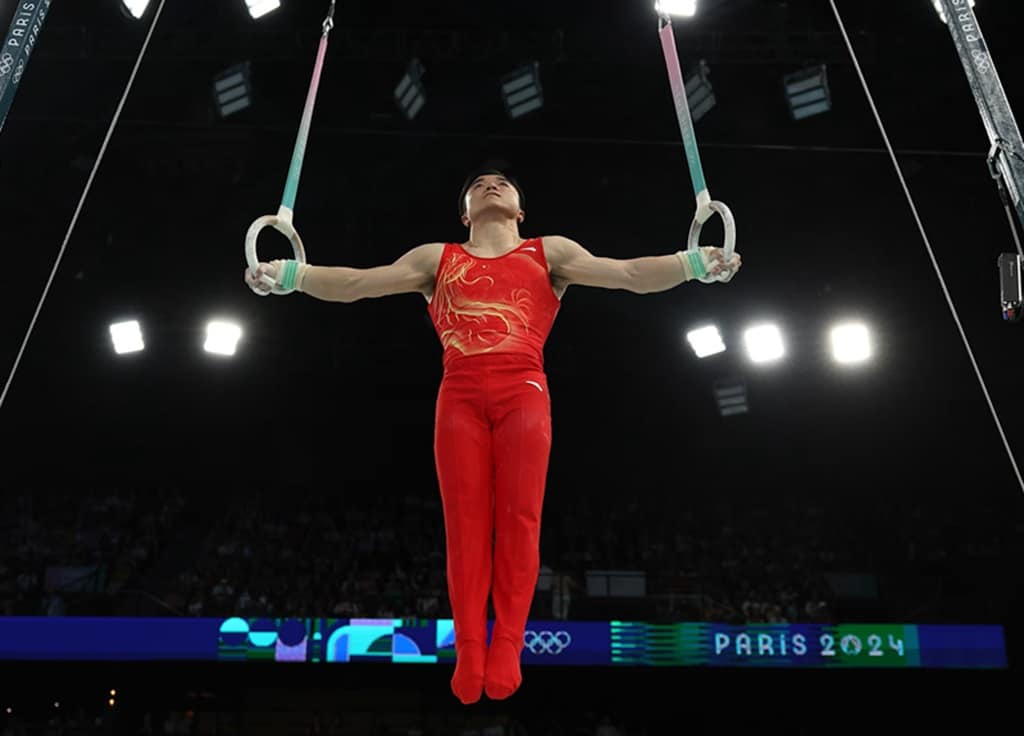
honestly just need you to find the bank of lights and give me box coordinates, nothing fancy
[108,319,245,356]
[685,321,874,366]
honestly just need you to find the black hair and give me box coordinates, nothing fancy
[458,162,526,218]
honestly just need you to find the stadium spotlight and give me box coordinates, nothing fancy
[120,0,150,19]
[713,378,748,417]
[686,325,726,358]
[245,0,281,20]
[655,0,697,18]
[830,322,872,365]
[743,324,785,364]
[501,62,544,120]
[394,58,426,121]
[784,65,831,121]
[685,60,715,123]
[213,63,253,118]
[109,321,144,355]
[204,321,243,356]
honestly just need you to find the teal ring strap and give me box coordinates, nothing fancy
[281,1,336,212]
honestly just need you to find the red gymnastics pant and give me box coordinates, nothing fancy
[434,352,552,653]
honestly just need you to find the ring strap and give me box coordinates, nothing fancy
[658,17,708,202]
[281,1,335,212]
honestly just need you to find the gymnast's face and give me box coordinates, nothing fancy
[462,174,524,226]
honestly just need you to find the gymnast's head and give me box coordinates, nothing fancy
[458,165,526,228]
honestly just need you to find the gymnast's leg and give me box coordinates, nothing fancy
[486,367,553,700]
[434,372,494,705]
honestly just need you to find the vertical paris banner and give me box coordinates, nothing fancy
[0,0,51,133]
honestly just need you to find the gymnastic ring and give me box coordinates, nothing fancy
[687,199,736,282]
[687,199,735,259]
[245,205,307,296]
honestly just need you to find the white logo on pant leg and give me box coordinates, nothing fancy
[525,380,544,393]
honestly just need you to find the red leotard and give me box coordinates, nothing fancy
[426,237,560,702]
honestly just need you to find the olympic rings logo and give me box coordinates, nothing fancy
[0,53,14,77]
[971,49,991,75]
[524,630,572,655]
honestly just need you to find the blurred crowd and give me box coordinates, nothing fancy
[0,703,673,736]
[0,483,186,617]
[2,479,1020,625]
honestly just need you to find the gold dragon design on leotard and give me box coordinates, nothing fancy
[433,253,533,355]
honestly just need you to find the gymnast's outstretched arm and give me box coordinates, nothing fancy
[244,243,443,302]
[544,234,741,293]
